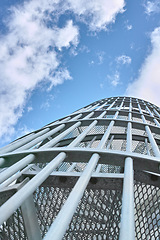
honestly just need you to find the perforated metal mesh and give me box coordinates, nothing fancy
[64,188,122,240]
[34,186,71,238]
[134,171,160,240]
[0,207,27,240]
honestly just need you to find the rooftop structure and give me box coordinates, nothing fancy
[0,96,160,239]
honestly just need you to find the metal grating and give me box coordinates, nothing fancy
[64,188,122,240]
[0,207,27,240]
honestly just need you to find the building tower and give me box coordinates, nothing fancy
[0,96,160,240]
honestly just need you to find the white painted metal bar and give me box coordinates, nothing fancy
[145,138,150,156]
[0,164,33,190]
[0,152,66,225]
[70,113,82,121]
[97,107,122,150]
[97,110,106,118]
[41,122,81,149]
[0,128,50,154]
[96,101,108,111]
[86,103,100,111]
[71,106,87,115]
[126,122,132,152]
[119,100,135,240]
[0,158,5,166]
[98,120,114,149]
[99,107,122,150]
[67,162,77,172]
[15,124,65,152]
[119,97,125,110]
[87,136,97,148]
[43,153,100,240]
[145,125,160,157]
[0,133,35,153]
[59,116,71,123]
[143,102,160,127]
[106,135,114,149]
[83,111,94,119]
[21,192,42,240]
[95,164,101,172]
[68,120,98,147]
[138,101,160,157]
[0,154,35,184]
[119,157,135,240]
[75,104,94,114]
[153,108,160,118]
[47,117,71,126]
[107,97,119,110]
[23,169,124,178]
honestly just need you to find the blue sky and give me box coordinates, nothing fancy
[0,0,160,147]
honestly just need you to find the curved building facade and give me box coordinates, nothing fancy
[0,96,160,239]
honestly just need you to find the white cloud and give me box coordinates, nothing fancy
[126,24,132,31]
[97,51,105,65]
[108,71,120,87]
[126,27,160,106]
[116,55,132,65]
[144,0,160,15]
[27,106,33,112]
[79,45,90,53]
[0,0,79,140]
[124,20,132,31]
[89,60,95,65]
[47,68,72,90]
[67,0,125,31]
[100,83,104,89]
[0,0,125,143]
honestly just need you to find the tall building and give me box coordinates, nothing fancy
[0,96,160,240]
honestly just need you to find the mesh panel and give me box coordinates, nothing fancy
[0,208,27,240]
[78,140,100,149]
[106,115,114,119]
[145,118,156,126]
[117,115,128,120]
[56,162,71,171]
[132,141,147,155]
[100,164,122,173]
[111,126,127,134]
[110,139,126,151]
[147,143,155,157]
[63,127,84,140]
[64,189,122,240]
[132,117,143,123]
[74,163,87,172]
[88,126,107,135]
[132,128,146,136]
[134,181,160,239]
[34,186,71,238]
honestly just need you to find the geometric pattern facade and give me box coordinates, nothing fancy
[0,96,160,239]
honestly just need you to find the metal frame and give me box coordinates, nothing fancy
[0,96,160,239]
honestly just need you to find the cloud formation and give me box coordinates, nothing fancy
[0,0,125,142]
[107,71,120,87]
[144,0,160,15]
[116,55,132,65]
[67,0,125,31]
[0,0,79,140]
[126,27,160,106]
[124,20,133,31]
